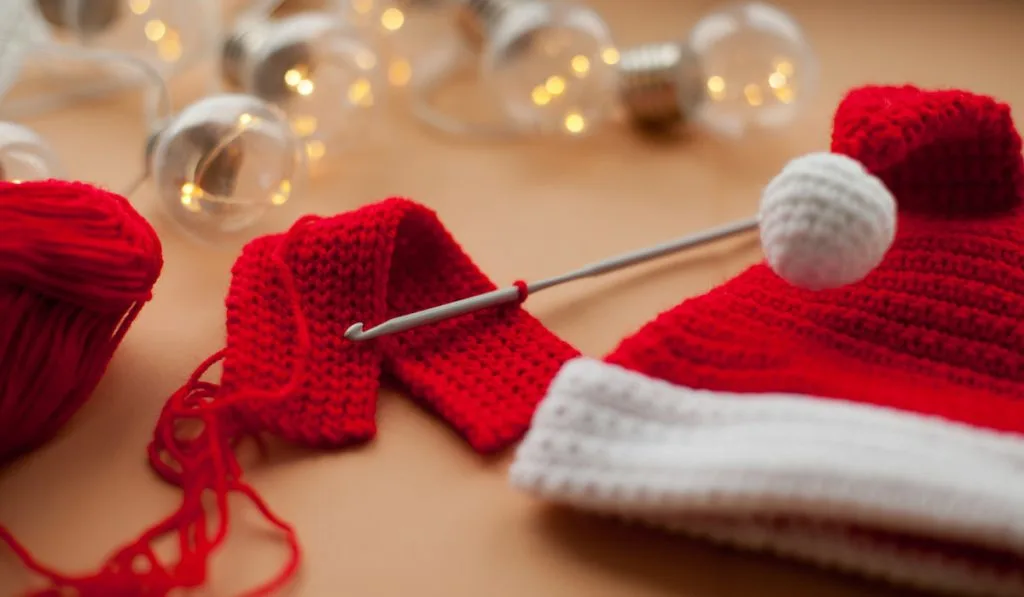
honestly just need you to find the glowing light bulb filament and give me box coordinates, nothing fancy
[774,60,794,77]
[305,140,326,161]
[545,76,566,95]
[284,66,315,96]
[564,112,586,134]
[380,8,404,31]
[180,182,204,213]
[570,55,590,77]
[388,60,411,87]
[144,20,167,41]
[157,29,182,62]
[744,84,764,107]
[347,78,374,107]
[707,76,727,100]
[129,0,151,15]
[768,61,795,104]
[531,86,551,106]
[351,0,374,15]
[601,47,620,65]
[291,115,318,137]
[284,69,302,86]
[270,180,291,206]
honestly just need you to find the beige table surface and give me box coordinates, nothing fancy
[2,0,1023,595]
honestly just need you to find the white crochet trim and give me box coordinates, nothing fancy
[510,357,1024,597]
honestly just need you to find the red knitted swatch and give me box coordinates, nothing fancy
[219,197,580,451]
[607,84,1024,431]
[10,197,578,596]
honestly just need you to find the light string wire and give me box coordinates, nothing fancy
[0,5,163,120]
[0,138,63,180]
[0,39,173,195]
[3,0,299,214]
[407,40,528,140]
[0,1,281,206]
[0,0,33,103]
[1,0,229,121]
[0,1,173,194]
[28,45,173,132]
[12,43,176,197]
[240,0,288,22]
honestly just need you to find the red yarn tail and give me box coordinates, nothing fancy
[144,350,302,597]
[1,358,302,596]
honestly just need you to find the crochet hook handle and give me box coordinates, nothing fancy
[344,216,759,341]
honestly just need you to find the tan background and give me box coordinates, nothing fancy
[2,0,1023,595]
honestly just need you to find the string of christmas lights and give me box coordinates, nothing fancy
[0,0,819,243]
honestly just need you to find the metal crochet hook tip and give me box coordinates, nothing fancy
[345,216,760,342]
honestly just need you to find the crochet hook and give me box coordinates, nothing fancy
[344,216,759,341]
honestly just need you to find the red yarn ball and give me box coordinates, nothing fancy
[0,179,163,462]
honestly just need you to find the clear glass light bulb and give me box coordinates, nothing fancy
[335,0,461,89]
[480,0,621,138]
[687,2,817,137]
[33,0,211,73]
[149,94,307,243]
[230,12,384,165]
[0,122,65,182]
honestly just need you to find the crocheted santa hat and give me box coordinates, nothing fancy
[510,85,1024,597]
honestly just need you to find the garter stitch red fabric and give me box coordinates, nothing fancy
[6,197,578,596]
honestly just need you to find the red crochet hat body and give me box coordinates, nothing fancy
[511,86,1024,597]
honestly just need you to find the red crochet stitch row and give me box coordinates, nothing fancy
[220,198,581,452]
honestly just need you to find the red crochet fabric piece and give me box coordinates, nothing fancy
[220,198,579,451]
[607,84,1024,437]
[10,198,578,597]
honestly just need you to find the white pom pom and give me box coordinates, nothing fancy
[759,152,897,290]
